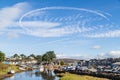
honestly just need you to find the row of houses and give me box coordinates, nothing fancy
[76,58,120,74]
[4,57,37,65]
[4,56,120,74]
[54,58,120,74]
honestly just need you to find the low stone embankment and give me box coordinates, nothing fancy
[54,69,120,80]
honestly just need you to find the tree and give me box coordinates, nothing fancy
[0,51,5,62]
[42,51,56,63]
[60,61,64,66]
[20,54,26,60]
[13,54,20,59]
[46,51,56,61]
[29,54,36,59]
[36,55,42,62]
[42,53,50,62]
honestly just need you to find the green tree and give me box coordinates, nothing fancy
[13,54,20,59]
[42,53,50,62]
[42,51,56,63]
[29,54,36,59]
[20,54,26,60]
[46,51,56,61]
[36,55,42,62]
[0,51,5,62]
[60,61,64,66]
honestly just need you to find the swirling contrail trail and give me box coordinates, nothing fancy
[19,6,110,24]
[18,6,112,39]
[17,7,115,46]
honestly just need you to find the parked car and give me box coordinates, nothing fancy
[66,66,72,71]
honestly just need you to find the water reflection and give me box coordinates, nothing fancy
[37,72,55,80]
[4,70,59,80]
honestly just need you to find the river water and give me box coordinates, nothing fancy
[4,70,59,80]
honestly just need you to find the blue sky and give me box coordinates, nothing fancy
[0,0,120,59]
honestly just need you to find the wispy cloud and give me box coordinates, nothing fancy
[7,32,19,39]
[56,53,93,60]
[58,50,120,59]
[0,2,30,29]
[20,21,61,28]
[1,5,118,38]
[107,51,120,58]
[86,30,120,38]
[98,50,120,59]
[22,25,92,37]
[0,2,30,38]
[19,7,110,37]
[21,7,109,20]
[92,45,101,49]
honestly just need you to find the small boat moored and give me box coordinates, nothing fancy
[39,65,44,72]
[8,70,15,74]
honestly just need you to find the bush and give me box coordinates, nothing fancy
[60,61,64,66]
[0,51,5,62]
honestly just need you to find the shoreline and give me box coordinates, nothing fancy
[0,74,13,80]
[57,72,109,80]
[54,69,120,80]
[0,69,32,80]
[0,64,59,80]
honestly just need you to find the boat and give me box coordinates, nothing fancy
[19,67,25,70]
[39,65,44,72]
[8,70,15,74]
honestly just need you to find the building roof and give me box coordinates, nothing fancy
[113,62,120,65]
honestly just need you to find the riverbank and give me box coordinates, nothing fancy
[0,63,26,80]
[54,69,109,80]
[54,68,120,80]
[0,68,32,80]
[58,73,108,80]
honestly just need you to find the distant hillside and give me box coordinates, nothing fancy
[54,58,80,63]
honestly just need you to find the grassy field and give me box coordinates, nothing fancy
[0,63,19,75]
[59,73,109,80]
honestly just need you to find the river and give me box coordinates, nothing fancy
[4,70,59,80]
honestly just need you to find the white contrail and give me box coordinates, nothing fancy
[19,6,110,24]
[97,10,112,17]
[18,6,112,38]
[21,7,110,20]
